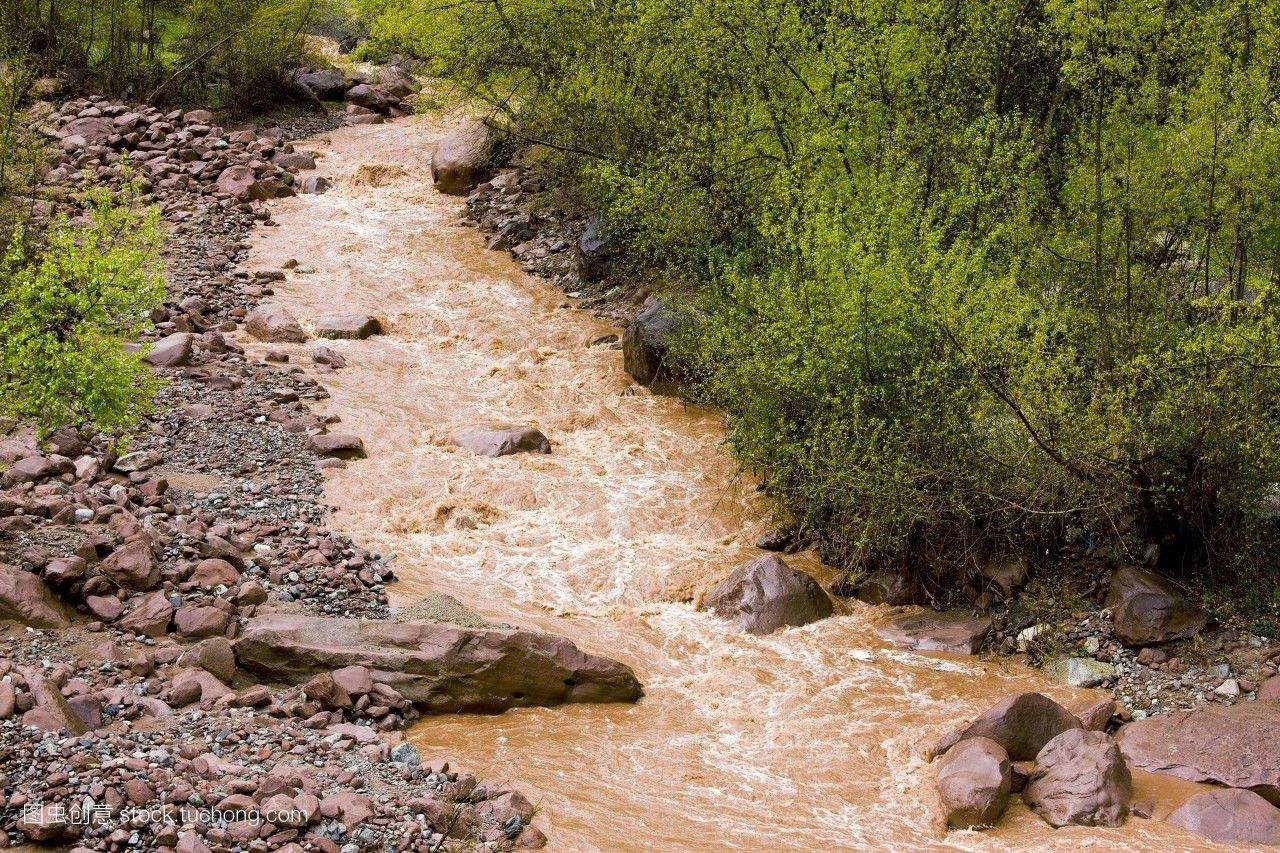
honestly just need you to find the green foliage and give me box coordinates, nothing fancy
[366,0,1280,579]
[7,0,334,109]
[0,185,163,437]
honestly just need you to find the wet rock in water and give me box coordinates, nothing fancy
[313,344,347,368]
[245,306,307,343]
[144,331,194,367]
[1165,788,1280,844]
[854,569,921,606]
[753,529,794,552]
[936,736,1012,830]
[702,555,833,635]
[1042,656,1116,688]
[1023,729,1131,828]
[234,613,643,712]
[301,175,333,194]
[308,433,367,459]
[315,314,383,339]
[622,298,678,387]
[876,610,992,654]
[941,692,1083,761]
[431,118,494,195]
[1116,702,1280,802]
[1105,564,1210,646]
[450,426,550,458]
[0,563,72,628]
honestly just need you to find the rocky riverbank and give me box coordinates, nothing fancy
[453,134,1280,846]
[0,72,643,850]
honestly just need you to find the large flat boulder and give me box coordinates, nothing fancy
[877,610,992,654]
[431,118,494,195]
[0,564,72,629]
[703,555,832,635]
[234,613,643,713]
[1115,702,1280,802]
[1165,788,1280,844]
[1104,564,1209,645]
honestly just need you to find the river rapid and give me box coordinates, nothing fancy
[243,114,1224,852]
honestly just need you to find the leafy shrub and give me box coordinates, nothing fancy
[0,185,163,437]
[362,0,1280,581]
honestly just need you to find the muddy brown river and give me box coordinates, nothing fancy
[244,115,1227,851]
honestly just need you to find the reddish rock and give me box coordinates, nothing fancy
[936,736,1012,830]
[21,670,87,735]
[190,557,242,588]
[944,692,1083,761]
[1116,702,1280,802]
[303,672,352,709]
[876,610,992,655]
[44,555,87,586]
[178,636,237,682]
[235,613,643,713]
[1023,729,1131,827]
[84,593,123,621]
[315,314,383,340]
[331,665,373,695]
[308,433,366,458]
[449,426,550,458]
[17,802,69,842]
[702,555,832,635]
[117,591,175,638]
[1075,699,1116,732]
[144,332,194,367]
[430,118,493,195]
[0,563,73,628]
[3,453,70,486]
[171,668,232,705]
[1258,675,1280,703]
[174,604,231,638]
[319,791,373,828]
[1165,788,1280,844]
[100,536,160,590]
[67,693,103,730]
[246,306,307,343]
[1105,564,1210,646]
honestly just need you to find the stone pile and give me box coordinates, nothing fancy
[930,690,1280,844]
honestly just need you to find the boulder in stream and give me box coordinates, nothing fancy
[936,736,1012,830]
[703,555,833,635]
[450,426,550,457]
[1115,701,1280,802]
[431,118,495,195]
[234,613,643,713]
[1023,728,1131,828]
[315,314,383,340]
[622,298,678,387]
[935,692,1083,761]
[1165,788,1280,845]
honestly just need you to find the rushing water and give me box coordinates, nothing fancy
[244,115,1227,851]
